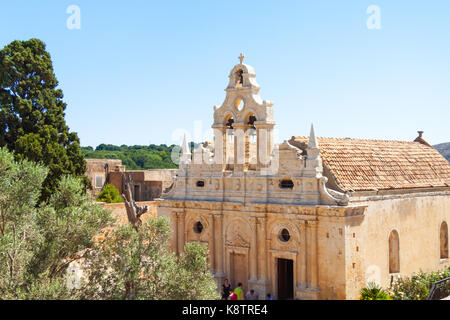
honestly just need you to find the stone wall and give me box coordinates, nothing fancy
[101,201,158,226]
[85,159,124,197]
[350,192,450,299]
[158,192,450,300]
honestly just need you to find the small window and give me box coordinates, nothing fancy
[95,175,103,189]
[196,181,205,187]
[194,221,204,234]
[279,179,294,189]
[279,229,291,242]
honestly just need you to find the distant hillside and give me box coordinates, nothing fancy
[434,143,450,162]
[81,144,178,170]
[81,143,200,170]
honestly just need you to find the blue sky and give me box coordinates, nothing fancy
[1,1,449,147]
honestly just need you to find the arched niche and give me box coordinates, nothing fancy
[440,221,449,259]
[388,230,400,274]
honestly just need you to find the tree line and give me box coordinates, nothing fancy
[81,144,179,170]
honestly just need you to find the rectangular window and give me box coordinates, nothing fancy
[95,175,103,189]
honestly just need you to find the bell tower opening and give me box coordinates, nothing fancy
[235,69,244,87]
[225,115,235,170]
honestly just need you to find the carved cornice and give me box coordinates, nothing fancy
[159,199,366,218]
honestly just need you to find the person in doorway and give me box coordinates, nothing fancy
[234,282,245,300]
[221,279,231,300]
[245,289,259,300]
[266,293,275,300]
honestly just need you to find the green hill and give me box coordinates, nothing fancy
[434,143,450,162]
[82,143,200,170]
[81,144,179,170]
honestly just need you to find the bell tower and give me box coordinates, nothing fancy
[212,54,275,173]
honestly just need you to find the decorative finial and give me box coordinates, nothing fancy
[308,124,319,150]
[180,133,191,165]
[418,131,424,138]
[238,53,245,65]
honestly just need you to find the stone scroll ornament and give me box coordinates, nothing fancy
[121,174,149,231]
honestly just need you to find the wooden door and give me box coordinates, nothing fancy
[277,258,294,300]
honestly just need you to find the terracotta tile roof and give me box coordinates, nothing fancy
[291,137,450,192]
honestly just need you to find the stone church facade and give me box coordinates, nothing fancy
[157,57,450,300]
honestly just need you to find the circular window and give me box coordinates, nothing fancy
[194,221,204,234]
[196,181,205,187]
[279,229,291,242]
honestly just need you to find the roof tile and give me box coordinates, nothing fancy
[292,137,450,192]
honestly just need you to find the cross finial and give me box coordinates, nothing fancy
[238,53,245,64]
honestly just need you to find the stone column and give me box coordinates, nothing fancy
[177,212,185,256]
[233,123,247,172]
[207,214,215,271]
[297,220,307,288]
[170,212,178,254]
[244,133,250,171]
[255,122,275,168]
[249,217,257,280]
[213,214,225,278]
[212,124,226,171]
[256,217,267,280]
[306,220,318,288]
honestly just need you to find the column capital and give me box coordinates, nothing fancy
[306,220,318,227]
[176,211,186,218]
[212,123,226,130]
[254,121,275,129]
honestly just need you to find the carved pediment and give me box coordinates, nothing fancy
[226,234,249,248]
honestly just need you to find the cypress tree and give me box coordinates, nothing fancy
[0,38,87,202]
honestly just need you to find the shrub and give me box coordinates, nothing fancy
[388,268,450,300]
[359,282,392,300]
[97,184,123,203]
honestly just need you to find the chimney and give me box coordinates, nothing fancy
[414,130,432,147]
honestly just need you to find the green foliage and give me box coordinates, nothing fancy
[96,184,124,203]
[359,282,392,300]
[0,147,218,300]
[0,38,87,202]
[388,268,450,300]
[0,148,113,299]
[80,217,220,300]
[82,143,203,170]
